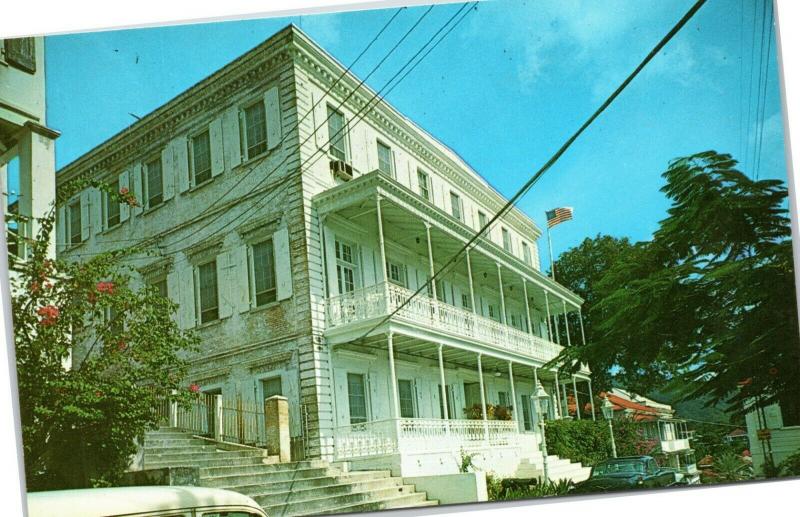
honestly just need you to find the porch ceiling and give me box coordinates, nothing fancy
[336,332,572,384]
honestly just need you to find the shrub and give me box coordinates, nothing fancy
[544,417,658,467]
[779,451,800,477]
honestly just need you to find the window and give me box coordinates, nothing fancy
[417,169,430,201]
[244,100,268,159]
[327,106,347,161]
[191,130,212,185]
[347,373,368,424]
[387,261,406,287]
[144,157,163,209]
[502,227,513,253]
[464,382,482,408]
[4,38,36,73]
[261,376,282,401]
[438,384,453,419]
[105,306,123,336]
[151,277,168,298]
[376,141,394,177]
[478,210,488,229]
[510,314,518,328]
[521,395,533,431]
[251,240,277,306]
[105,178,121,229]
[461,293,471,310]
[197,261,219,324]
[450,191,462,221]
[498,391,510,408]
[335,240,358,294]
[488,304,496,320]
[67,200,82,246]
[522,241,532,265]
[398,379,416,418]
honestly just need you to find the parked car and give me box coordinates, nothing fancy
[27,485,267,517]
[571,456,677,494]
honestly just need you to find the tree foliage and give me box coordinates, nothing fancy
[553,151,800,415]
[544,418,655,467]
[11,189,198,489]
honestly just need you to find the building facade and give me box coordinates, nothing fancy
[2,36,59,270]
[56,26,592,478]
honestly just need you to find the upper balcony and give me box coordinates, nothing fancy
[314,170,587,371]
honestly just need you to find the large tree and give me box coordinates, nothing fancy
[553,151,800,416]
[10,186,197,489]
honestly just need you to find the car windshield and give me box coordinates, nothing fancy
[593,460,646,476]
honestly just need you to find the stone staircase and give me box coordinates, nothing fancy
[143,428,437,516]
[513,452,591,483]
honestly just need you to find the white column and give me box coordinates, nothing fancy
[376,194,388,287]
[496,263,507,325]
[18,124,58,259]
[572,375,581,420]
[387,332,400,419]
[508,361,520,431]
[561,375,569,416]
[466,248,477,314]
[562,300,572,347]
[478,354,488,441]
[588,377,596,421]
[425,222,437,300]
[438,345,449,420]
[522,279,533,335]
[553,373,563,418]
[544,291,554,342]
[579,308,587,346]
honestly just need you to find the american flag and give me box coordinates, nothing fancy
[546,207,573,228]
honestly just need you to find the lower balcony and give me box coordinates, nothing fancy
[326,282,564,365]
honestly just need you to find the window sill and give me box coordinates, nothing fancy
[194,316,227,330]
[240,148,270,169]
[142,201,167,217]
[99,222,123,236]
[247,300,281,315]
[187,177,214,194]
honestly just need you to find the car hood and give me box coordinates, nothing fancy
[574,475,640,492]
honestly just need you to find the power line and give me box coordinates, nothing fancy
[743,0,760,173]
[354,0,709,345]
[753,1,774,181]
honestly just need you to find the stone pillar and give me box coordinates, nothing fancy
[169,389,178,428]
[213,394,223,441]
[265,395,291,462]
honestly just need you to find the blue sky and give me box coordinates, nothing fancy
[41,0,786,258]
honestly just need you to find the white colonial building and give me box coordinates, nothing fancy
[56,25,593,479]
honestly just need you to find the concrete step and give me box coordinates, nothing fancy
[261,485,423,517]
[304,493,436,516]
[200,467,335,488]
[212,471,390,496]
[251,476,404,506]
[199,462,332,478]
[144,455,271,469]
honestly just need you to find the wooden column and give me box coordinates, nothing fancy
[425,222,437,300]
[478,354,488,441]
[387,332,400,419]
[438,345,449,420]
[588,377,596,421]
[553,373,563,418]
[497,263,507,325]
[544,291,554,343]
[508,361,520,431]
[466,248,477,314]
[522,279,534,335]
[376,194,388,285]
[572,375,581,420]
[562,300,572,347]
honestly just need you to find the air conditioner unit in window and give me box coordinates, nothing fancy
[330,159,354,181]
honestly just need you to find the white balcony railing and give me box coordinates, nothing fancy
[326,282,564,363]
[333,417,524,460]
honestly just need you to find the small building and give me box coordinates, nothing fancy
[743,400,800,474]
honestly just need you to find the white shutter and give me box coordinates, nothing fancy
[335,369,349,427]
[216,251,233,319]
[274,227,293,300]
[90,188,102,236]
[166,268,181,325]
[264,86,282,150]
[222,106,242,171]
[119,169,130,222]
[56,206,66,253]
[368,372,381,420]
[132,163,143,216]
[210,117,224,177]
[361,247,375,286]
[161,144,175,201]
[174,138,190,193]
[177,264,197,329]
[232,244,251,313]
[79,191,90,241]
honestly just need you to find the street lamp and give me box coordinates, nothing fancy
[534,381,551,484]
[601,397,618,458]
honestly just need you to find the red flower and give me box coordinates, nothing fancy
[37,305,60,326]
[188,383,201,394]
[30,281,40,293]
[96,281,115,295]
[768,367,779,376]
[119,187,129,195]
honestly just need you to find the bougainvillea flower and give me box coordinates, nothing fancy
[188,383,201,393]
[37,305,60,326]
[96,281,115,295]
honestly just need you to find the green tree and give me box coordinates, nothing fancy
[554,151,800,415]
[11,189,197,489]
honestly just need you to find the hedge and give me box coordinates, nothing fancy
[543,418,659,467]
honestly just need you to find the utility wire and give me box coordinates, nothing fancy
[753,1,774,181]
[354,0,709,344]
[744,0,760,173]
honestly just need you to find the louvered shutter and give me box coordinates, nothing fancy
[119,169,131,222]
[264,86,282,150]
[274,227,293,300]
[90,188,102,236]
[79,191,91,241]
[174,138,190,193]
[222,106,242,171]
[210,117,224,177]
[161,144,175,201]
[231,244,251,313]
[132,163,143,216]
[216,251,233,319]
[56,206,66,253]
[176,264,196,329]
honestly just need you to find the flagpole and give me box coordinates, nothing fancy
[547,224,556,281]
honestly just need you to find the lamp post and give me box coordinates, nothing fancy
[534,381,551,484]
[602,397,617,458]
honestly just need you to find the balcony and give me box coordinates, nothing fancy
[326,281,564,364]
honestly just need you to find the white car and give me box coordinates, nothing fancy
[27,485,267,517]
